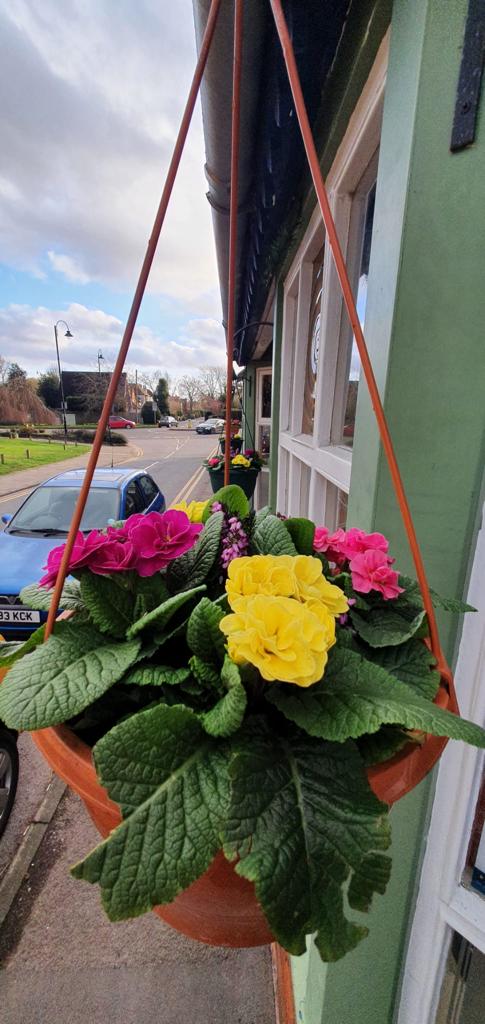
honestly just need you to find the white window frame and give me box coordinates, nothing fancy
[398,505,485,1024]
[277,31,389,523]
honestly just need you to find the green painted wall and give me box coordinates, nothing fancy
[296,1,485,1023]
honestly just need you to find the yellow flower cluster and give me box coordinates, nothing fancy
[169,500,208,523]
[220,554,348,688]
[231,454,251,468]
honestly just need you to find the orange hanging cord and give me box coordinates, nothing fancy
[224,0,243,485]
[44,0,222,639]
[269,0,447,678]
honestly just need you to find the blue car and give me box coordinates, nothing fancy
[0,467,165,639]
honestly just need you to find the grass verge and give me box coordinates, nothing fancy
[0,438,90,475]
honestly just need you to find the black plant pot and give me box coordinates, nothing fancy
[219,437,243,455]
[207,466,260,500]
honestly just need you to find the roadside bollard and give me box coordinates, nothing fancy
[0,454,4,465]
[26,449,30,459]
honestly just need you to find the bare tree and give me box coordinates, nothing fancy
[197,365,226,400]
[177,375,202,415]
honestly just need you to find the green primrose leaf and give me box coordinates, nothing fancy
[71,703,230,920]
[398,575,476,614]
[80,573,136,638]
[20,579,84,612]
[189,655,222,691]
[252,514,297,556]
[126,585,206,640]
[357,726,410,767]
[283,517,315,555]
[201,657,247,737]
[166,512,224,592]
[0,624,46,668]
[267,647,485,748]
[223,718,391,961]
[0,621,141,730]
[186,597,226,662]
[350,605,426,647]
[362,638,440,699]
[121,663,191,686]
[201,485,250,523]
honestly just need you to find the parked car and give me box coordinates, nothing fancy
[158,415,178,428]
[196,418,225,434]
[0,720,18,838]
[0,467,165,640]
[108,415,136,429]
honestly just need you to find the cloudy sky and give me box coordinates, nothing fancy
[0,0,225,381]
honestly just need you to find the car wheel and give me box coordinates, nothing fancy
[0,729,19,838]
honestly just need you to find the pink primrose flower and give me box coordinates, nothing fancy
[339,527,389,562]
[208,457,220,467]
[350,549,404,601]
[313,526,347,565]
[39,529,117,588]
[125,510,202,577]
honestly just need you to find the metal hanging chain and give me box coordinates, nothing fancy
[44,0,223,638]
[224,0,243,485]
[269,0,446,675]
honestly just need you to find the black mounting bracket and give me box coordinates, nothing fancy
[451,0,485,152]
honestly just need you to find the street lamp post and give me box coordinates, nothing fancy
[54,320,73,442]
[97,350,104,375]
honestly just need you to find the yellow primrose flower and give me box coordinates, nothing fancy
[231,454,251,468]
[219,594,336,687]
[292,555,348,616]
[225,553,348,617]
[169,500,208,523]
[226,555,295,609]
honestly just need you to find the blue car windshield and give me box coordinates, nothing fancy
[9,486,120,534]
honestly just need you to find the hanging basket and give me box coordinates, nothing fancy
[207,465,260,499]
[22,659,457,949]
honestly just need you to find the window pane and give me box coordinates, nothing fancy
[258,424,271,456]
[10,486,120,533]
[302,242,325,437]
[261,373,272,419]
[325,483,348,530]
[435,933,485,1024]
[340,181,376,447]
[463,769,485,896]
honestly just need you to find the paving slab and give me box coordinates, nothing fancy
[0,791,275,1024]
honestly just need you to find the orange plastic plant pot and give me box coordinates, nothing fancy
[22,666,458,949]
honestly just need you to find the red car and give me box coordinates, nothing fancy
[108,415,136,429]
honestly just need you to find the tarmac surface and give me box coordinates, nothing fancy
[0,429,276,1023]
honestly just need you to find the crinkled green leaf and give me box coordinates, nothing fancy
[0,624,46,668]
[252,514,297,556]
[126,585,205,640]
[350,605,426,647]
[201,485,249,523]
[253,506,271,528]
[71,703,230,920]
[363,638,440,699]
[0,621,141,730]
[357,726,411,767]
[122,663,191,686]
[201,657,246,737]
[223,718,391,961]
[398,575,476,614]
[347,853,392,912]
[284,518,315,555]
[187,597,225,662]
[267,647,485,748]
[20,579,84,612]
[132,574,169,616]
[80,573,135,638]
[189,655,222,691]
[166,512,223,592]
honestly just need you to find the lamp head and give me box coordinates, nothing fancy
[65,329,73,338]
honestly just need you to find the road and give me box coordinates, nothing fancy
[0,427,218,519]
[0,429,276,1023]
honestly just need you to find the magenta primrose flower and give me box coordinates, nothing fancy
[124,510,203,576]
[40,510,202,587]
[349,549,404,601]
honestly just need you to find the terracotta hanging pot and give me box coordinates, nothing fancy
[22,664,457,949]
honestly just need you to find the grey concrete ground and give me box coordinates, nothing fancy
[0,432,275,1023]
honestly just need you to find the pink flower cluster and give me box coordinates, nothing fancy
[221,515,248,570]
[40,510,203,588]
[314,526,403,601]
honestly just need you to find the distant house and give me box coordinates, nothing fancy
[193,1,485,1022]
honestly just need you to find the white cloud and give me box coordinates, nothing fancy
[0,1,219,303]
[47,251,90,284]
[0,301,226,377]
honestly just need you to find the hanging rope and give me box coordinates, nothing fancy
[269,0,447,676]
[224,0,243,485]
[44,0,222,638]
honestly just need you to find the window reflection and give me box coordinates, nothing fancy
[435,933,485,1023]
[341,182,376,447]
[302,242,325,436]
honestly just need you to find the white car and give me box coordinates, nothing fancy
[196,418,225,434]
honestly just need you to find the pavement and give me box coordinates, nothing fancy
[0,429,275,1023]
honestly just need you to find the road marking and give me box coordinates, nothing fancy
[143,437,188,473]
[170,446,217,505]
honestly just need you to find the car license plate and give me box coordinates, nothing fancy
[0,606,41,624]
